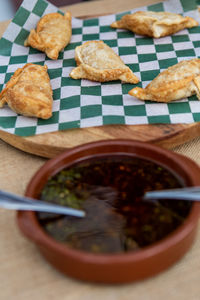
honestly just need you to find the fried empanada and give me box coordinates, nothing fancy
[128,59,200,103]
[111,11,198,38]
[69,41,139,83]
[24,12,72,60]
[0,63,53,119]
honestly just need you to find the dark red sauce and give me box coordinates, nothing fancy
[38,156,191,254]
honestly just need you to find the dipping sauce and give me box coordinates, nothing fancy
[38,156,191,254]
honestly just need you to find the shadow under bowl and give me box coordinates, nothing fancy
[17,139,200,283]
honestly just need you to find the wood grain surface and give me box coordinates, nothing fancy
[1,123,200,158]
[0,0,200,158]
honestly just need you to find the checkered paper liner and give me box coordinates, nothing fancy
[0,0,200,136]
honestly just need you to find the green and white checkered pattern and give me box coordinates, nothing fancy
[0,0,200,136]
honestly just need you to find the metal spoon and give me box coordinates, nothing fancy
[0,189,85,217]
[143,186,200,203]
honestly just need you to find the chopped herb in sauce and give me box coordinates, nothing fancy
[38,156,191,254]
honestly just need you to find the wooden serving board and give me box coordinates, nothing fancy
[1,123,200,158]
[0,0,200,158]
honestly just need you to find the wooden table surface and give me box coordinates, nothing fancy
[0,1,200,299]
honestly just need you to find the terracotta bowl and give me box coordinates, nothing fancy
[17,140,200,284]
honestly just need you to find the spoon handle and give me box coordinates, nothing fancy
[0,190,85,217]
[144,186,200,201]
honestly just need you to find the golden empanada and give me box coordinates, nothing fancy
[0,63,53,119]
[111,11,198,38]
[69,41,139,83]
[24,12,72,59]
[128,58,200,103]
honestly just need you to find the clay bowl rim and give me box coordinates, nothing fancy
[17,139,200,265]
